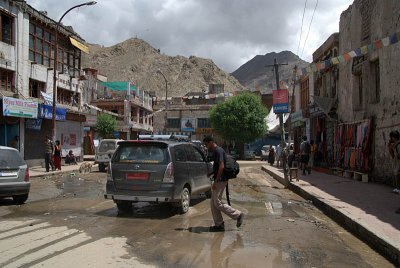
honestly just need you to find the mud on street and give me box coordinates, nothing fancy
[0,165,393,267]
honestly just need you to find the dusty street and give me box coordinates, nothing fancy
[0,163,393,267]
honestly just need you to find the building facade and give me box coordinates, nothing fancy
[337,0,400,181]
[0,0,89,166]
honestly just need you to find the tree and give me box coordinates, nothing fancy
[96,113,118,139]
[209,92,268,144]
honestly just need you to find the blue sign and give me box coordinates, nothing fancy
[273,103,289,113]
[39,104,67,121]
[113,131,120,138]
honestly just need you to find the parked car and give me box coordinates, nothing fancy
[260,145,270,161]
[104,140,212,214]
[95,139,122,172]
[0,146,30,204]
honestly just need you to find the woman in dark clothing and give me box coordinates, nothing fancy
[53,140,62,170]
[268,145,275,166]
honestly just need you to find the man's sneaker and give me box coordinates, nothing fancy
[393,188,400,194]
[209,224,225,232]
[236,213,244,228]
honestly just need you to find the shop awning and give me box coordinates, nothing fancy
[100,82,136,92]
[70,37,89,54]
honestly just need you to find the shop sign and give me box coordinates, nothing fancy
[290,110,304,123]
[25,119,42,130]
[195,128,213,134]
[39,104,66,121]
[272,90,288,113]
[181,118,196,132]
[2,97,38,118]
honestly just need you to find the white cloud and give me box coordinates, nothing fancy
[26,0,353,72]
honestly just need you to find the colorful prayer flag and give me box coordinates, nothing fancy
[349,51,357,57]
[343,53,351,61]
[338,55,345,63]
[368,44,374,53]
[311,64,317,72]
[374,40,383,49]
[316,62,322,70]
[389,32,398,44]
[307,66,312,73]
[324,59,331,68]
[355,48,361,56]
[331,57,340,65]
[382,37,390,46]
[361,45,368,54]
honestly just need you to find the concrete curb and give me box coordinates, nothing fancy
[261,166,400,266]
[30,169,80,179]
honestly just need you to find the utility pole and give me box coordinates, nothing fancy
[267,58,289,183]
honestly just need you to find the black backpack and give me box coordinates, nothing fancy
[304,142,311,155]
[224,153,240,179]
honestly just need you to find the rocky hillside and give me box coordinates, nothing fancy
[231,51,309,93]
[82,38,246,97]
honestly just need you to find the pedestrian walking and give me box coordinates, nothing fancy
[276,144,282,167]
[309,140,317,168]
[53,140,62,171]
[388,130,400,194]
[203,135,244,232]
[44,135,55,172]
[268,145,275,166]
[300,136,311,175]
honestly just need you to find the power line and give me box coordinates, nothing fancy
[301,0,319,58]
[296,0,308,57]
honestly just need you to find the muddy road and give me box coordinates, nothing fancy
[0,165,393,267]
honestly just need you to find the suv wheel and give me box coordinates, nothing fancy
[99,163,106,172]
[179,187,191,214]
[13,194,28,204]
[116,201,132,213]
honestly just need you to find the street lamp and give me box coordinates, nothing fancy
[156,69,168,133]
[52,1,97,141]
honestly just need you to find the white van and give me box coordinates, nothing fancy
[95,139,122,172]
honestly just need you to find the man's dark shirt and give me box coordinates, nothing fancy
[212,146,226,181]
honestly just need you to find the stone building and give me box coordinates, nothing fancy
[337,0,400,181]
[0,0,90,166]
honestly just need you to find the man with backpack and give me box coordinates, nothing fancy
[203,135,244,232]
[300,136,311,175]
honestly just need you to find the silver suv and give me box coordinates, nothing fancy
[104,140,212,214]
[95,139,122,172]
[0,146,30,204]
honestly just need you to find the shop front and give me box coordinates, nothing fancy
[1,97,39,157]
[290,110,306,153]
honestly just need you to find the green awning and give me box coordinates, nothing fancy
[100,82,136,91]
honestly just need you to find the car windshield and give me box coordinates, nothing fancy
[113,144,169,164]
[98,141,116,152]
[0,149,25,167]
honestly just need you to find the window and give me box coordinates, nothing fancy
[29,21,81,73]
[167,118,180,128]
[29,79,45,98]
[0,12,13,45]
[175,146,186,162]
[372,61,380,103]
[0,68,14,91]
[197,118,211,128]
[300,77,309,110]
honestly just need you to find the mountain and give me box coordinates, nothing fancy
[82,38,246,97]
[231,51,309,93]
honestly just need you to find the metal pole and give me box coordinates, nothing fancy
[273,58,286,145]
[51,1,97,141]
[157,70,168,134]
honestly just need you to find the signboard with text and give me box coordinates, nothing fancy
[272,90,289,113]
[2,97,38,118]
[39,104,66,121]
[181,118,196,132]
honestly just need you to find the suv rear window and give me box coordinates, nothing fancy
[113,144,169,164]
[98,141,116,152]
[0,149,25,167]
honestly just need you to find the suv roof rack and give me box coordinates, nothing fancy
[138,134,190,141]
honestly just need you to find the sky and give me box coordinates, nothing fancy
[26,0,353,73]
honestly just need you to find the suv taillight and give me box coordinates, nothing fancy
[24,167,30,182]
[163,162,174,183]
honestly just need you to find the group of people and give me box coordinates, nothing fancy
[44,136,76,172]
[267,136,318,176]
